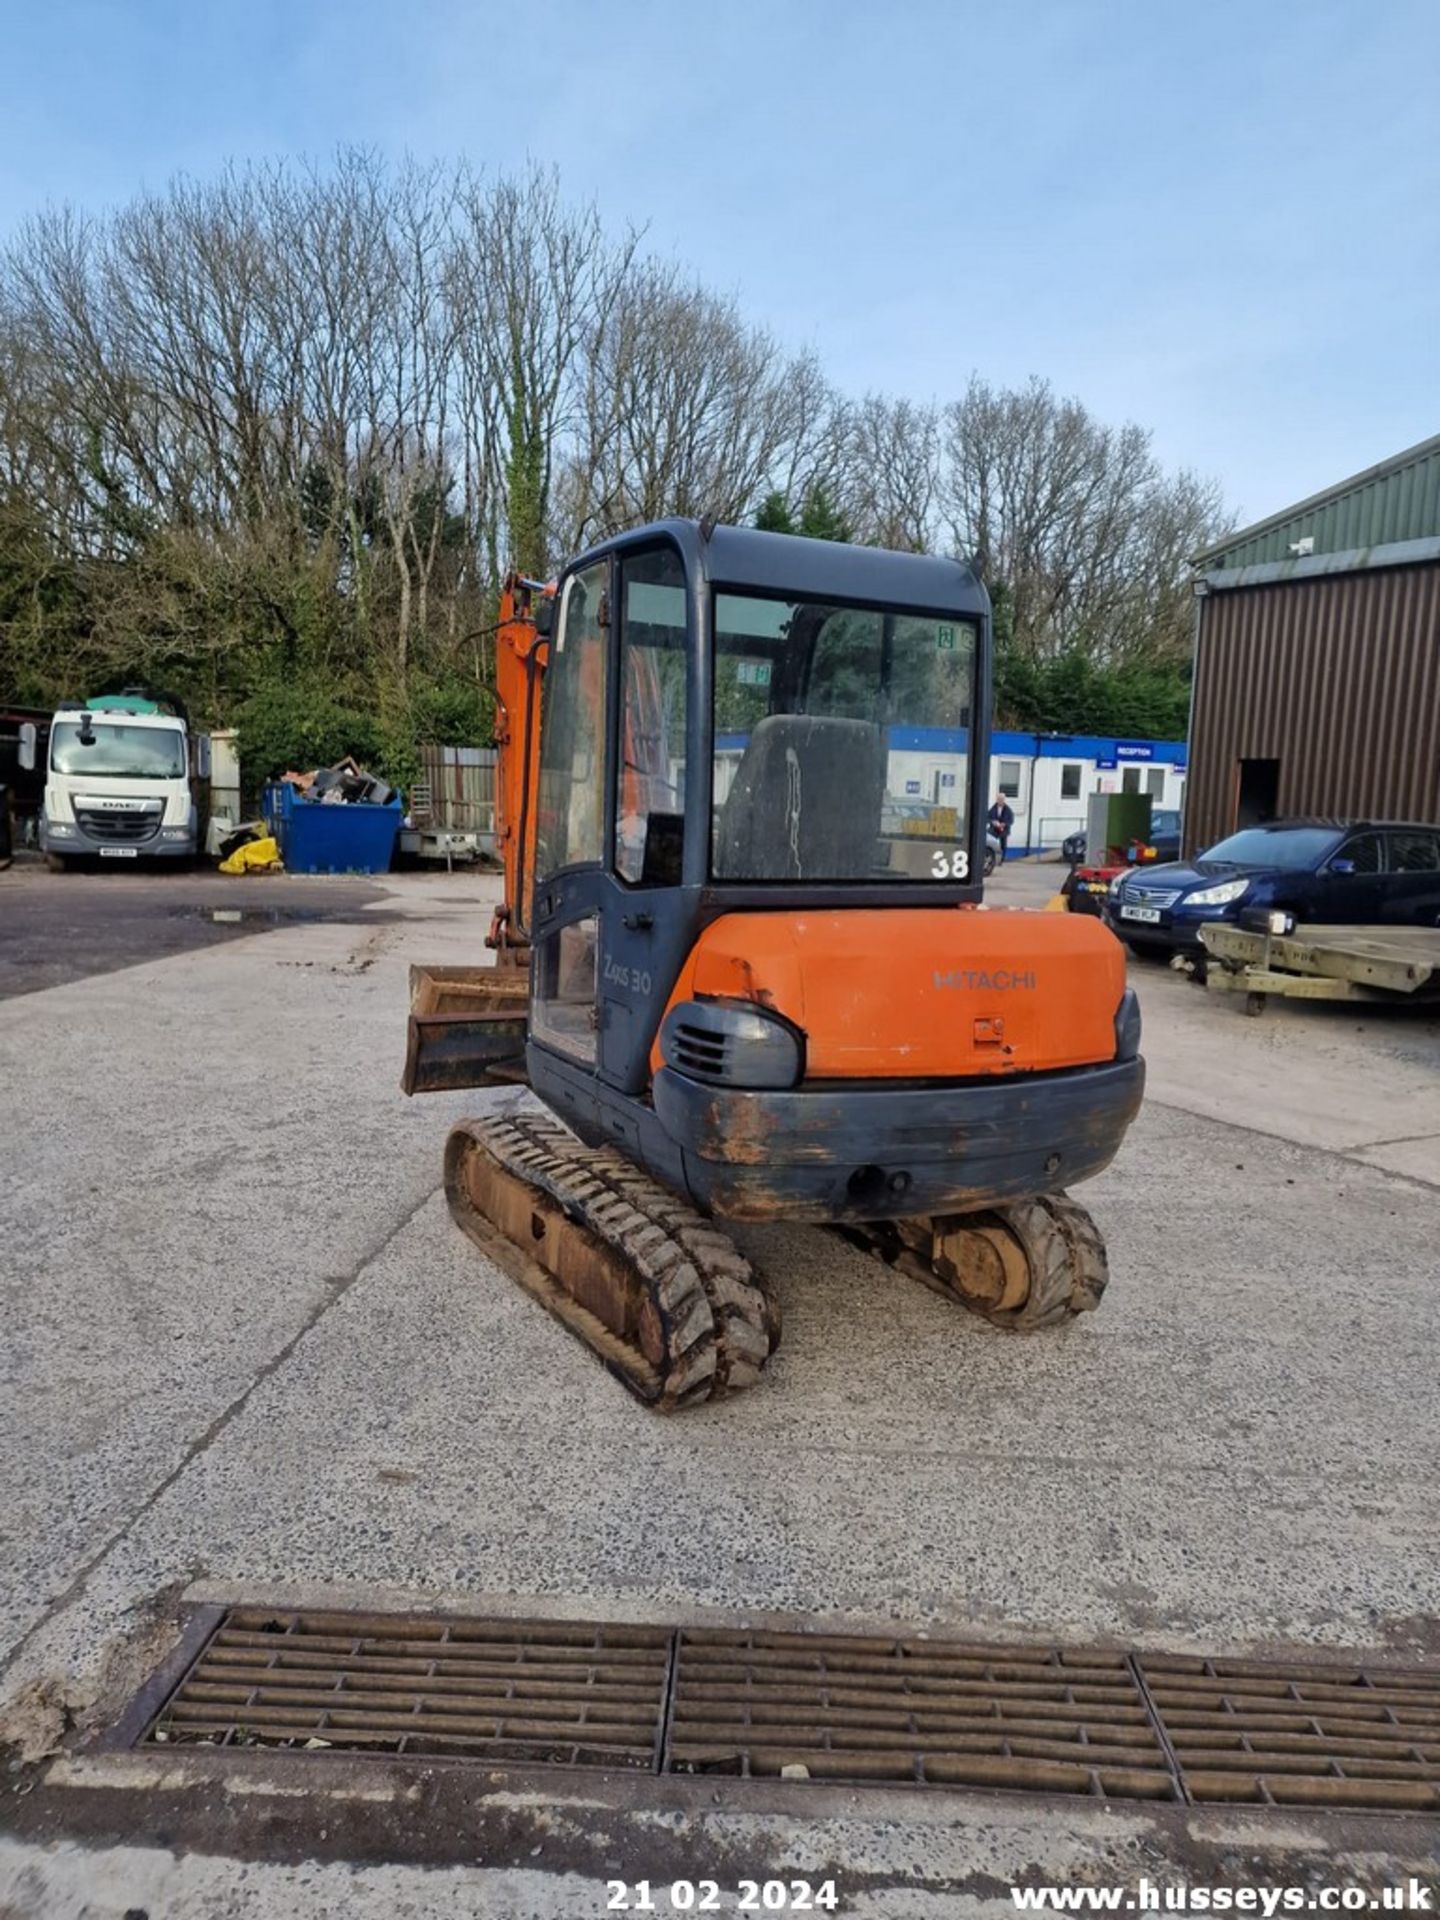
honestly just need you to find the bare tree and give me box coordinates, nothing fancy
[557,261,836,549]
[829,393,941,551]
[451,166,637,580]
[940,376,1226,665]
[0,154,1230,751]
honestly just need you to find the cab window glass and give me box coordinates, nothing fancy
[531,916,599,1063]
[806,612,882,718]
[712,595,978,882]
[616,547,687,886]
[536,560,608,879]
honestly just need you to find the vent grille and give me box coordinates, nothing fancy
[74,804,162,843]
[669,1020,732,1084]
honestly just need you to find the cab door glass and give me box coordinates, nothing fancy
[616,547,688,886]
[530,915,600,1063]
[536,559,609,881]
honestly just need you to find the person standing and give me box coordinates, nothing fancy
[988,791,1015,862]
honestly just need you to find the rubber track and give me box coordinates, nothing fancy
[446,1110,781,1411]
[836,1192,1109,1332]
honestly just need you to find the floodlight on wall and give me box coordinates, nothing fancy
[1192,577,1212,599]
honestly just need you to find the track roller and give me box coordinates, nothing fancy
[837,1193,1108,1331]
[444,1110,781,1410]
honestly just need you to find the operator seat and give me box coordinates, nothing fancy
[715,714,886,880]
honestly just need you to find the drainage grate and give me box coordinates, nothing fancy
[144,1608,672,1770]
[1139,1654,1440,1813]
[128,1610,1440,1815]
[666,1628,1177,1799]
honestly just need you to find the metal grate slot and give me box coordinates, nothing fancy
[1139,1655,1440,1812]
[127,1610,1440,1815]
[146,1609,671,1771]
[666,1628,1178,1800]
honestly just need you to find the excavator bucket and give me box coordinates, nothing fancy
[401,966,530,1095]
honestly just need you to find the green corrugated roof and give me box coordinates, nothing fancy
[1197,432,1440,571]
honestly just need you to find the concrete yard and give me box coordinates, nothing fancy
[1,858,1438,1914]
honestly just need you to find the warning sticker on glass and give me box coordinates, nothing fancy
[936,625,956,652]
[736,660,772,686]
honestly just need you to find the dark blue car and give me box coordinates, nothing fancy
[1102,819,1440,956]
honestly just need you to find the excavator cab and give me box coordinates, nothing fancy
[406,521,1145,1409]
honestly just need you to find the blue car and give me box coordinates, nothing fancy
[1102,818,1440,956]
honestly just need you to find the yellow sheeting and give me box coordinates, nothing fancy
[219,835,283,875]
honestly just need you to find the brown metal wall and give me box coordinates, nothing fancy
[1187,563,1440,852]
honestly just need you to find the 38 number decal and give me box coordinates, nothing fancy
[929,848,971,879]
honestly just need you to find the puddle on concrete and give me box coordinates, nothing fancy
[171,907,332,927]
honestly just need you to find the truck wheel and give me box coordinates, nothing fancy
[45,852,72,874]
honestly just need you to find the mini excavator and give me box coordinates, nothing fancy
[403,522,1144,1408]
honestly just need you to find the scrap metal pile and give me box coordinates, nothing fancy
[281,758,397,808]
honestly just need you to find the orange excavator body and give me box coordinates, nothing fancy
[652,908,1127,1082]
[407,521,1144,1410]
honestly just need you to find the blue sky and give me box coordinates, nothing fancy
[2,0,1436,526]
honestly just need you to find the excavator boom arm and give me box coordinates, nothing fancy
[490,577,549,951]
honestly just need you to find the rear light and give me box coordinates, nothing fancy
[1113,988,1142,1062]
[659,999,804,1090]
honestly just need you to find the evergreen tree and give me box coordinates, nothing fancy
[754,491,796,534]
[797,484,853,544]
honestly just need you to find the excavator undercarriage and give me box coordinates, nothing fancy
[442,1101,1110,1409]
[445,1110,781,1411]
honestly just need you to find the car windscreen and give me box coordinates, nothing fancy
[1200,827,1338,868]
[50,721,186,780]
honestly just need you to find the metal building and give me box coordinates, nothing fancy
[1186,433,1440,853]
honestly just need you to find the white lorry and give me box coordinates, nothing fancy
[19,692,210,870]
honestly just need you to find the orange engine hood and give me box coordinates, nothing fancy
[657,908,1129,1079]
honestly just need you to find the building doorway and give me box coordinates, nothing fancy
[1236,757,1280,828]
[927,763,962,806]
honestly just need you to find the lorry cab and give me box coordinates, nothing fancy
[21,693,209,867]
